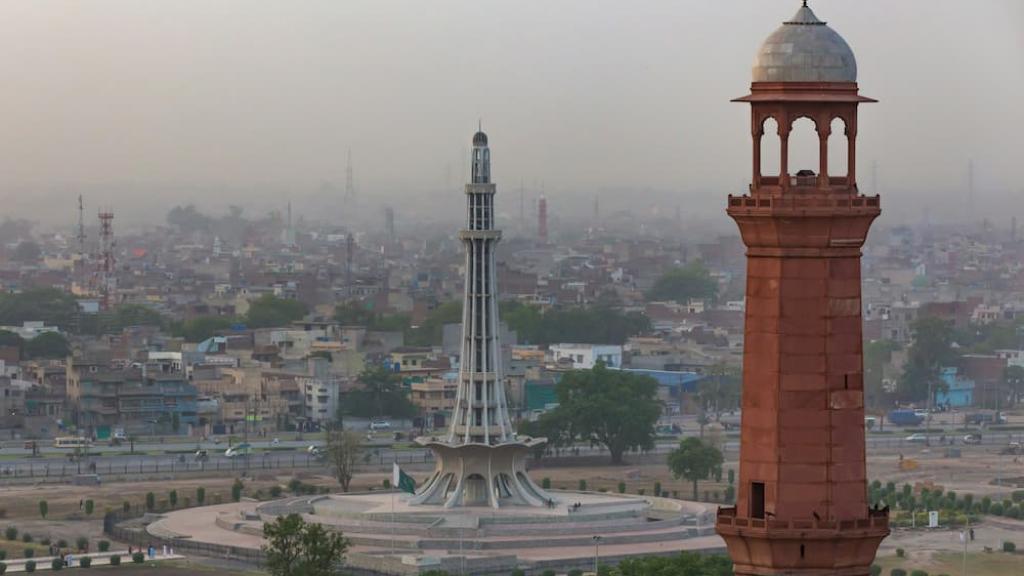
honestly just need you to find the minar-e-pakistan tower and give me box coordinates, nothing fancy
[715,3,889,575]
[413,128,552,508]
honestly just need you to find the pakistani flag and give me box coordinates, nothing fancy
[392,462,417,494]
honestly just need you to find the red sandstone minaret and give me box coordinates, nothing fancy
[715,3,890,575]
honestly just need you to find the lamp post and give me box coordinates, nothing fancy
[592,535,602,574]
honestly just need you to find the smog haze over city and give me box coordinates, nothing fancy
[3,3,1024,576]
[0,0,1021,231]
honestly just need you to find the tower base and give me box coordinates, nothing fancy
[716,507,889,576]
[411,437,553,508]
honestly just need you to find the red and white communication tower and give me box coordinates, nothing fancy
[98,209,116,310]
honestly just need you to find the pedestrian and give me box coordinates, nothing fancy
[970,527,975,541]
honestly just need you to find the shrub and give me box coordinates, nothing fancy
[541,570,556,576]
[1007,505,1022,520]
[542,478,551,489]
[56,539,67,549]
[654,481,662,496]
[37,501,47,519]
[269,486,282,498]
[196,487,206,505]
[725,485,736,503]
[51,558,64,570]
[24,560,35,572]
[870,566,882,576]
[79,557,91,568]
[21,533,32,543]
[109,555,120,566]
[145,492,155,511]
[1012,490,1024,502]
[231,479,244,502]
[84,499,94,516]
[122,501,131,514]
[890,570,907,576]
[728,469,735,484]
[98,540,110,552]
[568,570,584,576]
[896,548,905,558]
[510,570,525,576]
[76,536,89,551]
[0,561,5,574]
[1004,541,1017,552]
[617,481,626,494]
[23,548,34,558]
[981,496,992,514]
[0,551,5,561]
[910,570,928,576]
[578,479,587,491]
[990,503,1004,516]
[638,488,646,496]
[288,478,303,493]
[3,527,15,541]
[169,490,178,508]
[132,552,145,564]
[39,538,50,547]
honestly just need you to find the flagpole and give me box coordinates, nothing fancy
[391,461,396,556]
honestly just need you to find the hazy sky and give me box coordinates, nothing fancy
[0,0,1021,229]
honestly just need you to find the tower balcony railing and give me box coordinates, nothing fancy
[728,193,879,211]
[715,506,889,532]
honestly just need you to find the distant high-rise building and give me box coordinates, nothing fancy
[715,3,889,574]
[537,195,548,242]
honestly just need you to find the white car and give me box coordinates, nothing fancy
[369,420,392,431]
[905,433,928,443]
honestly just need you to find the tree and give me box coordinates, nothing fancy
[899,316,956,403]
[24,332,70,359]
[668,437,724,501]
[500,302,650,346]
[171,315,236,342]
[326,430,362,492]
[345,365,416,419]
[645,262,719,304]
[110,304,165,331]
[262,514,348,576]
[0,289,78,330]
[405,301,463,346]
[698,362,741,420]
[613,551,733,576]
[12,241,41,263]
[245,295,307,329]
[546,363,662,464]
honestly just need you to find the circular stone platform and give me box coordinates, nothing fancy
[145,490,725,574]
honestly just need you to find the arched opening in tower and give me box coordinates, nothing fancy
[759,117,780,179]
[788,117,818,179]
[828,117,849,181]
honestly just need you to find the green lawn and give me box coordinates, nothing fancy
[876,550,1022,576]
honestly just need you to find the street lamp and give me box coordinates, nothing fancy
[592,535,602,574]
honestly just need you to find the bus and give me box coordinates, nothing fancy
[53,437,92,450]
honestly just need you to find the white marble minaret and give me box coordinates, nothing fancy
[412,128,551,508]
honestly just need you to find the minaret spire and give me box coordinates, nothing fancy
[411,127,551,509]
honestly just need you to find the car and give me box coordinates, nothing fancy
[194,449,209,462]
[905,433,929,443]
[370,420,392,431]
[271,438,280,446]
[224,443,252,458]
[1000,442,1022,455]
[962,433,982,445]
